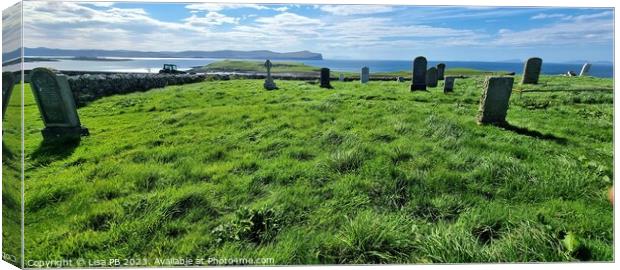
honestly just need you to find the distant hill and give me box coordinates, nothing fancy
[16,47,323,60]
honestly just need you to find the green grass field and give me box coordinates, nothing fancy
[8,73,614,264]
[190,60,508,77]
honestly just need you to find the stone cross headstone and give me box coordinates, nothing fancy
[579,63,592,77]
[29,67,89,140]
[2,71,16,120]
[443,76,455,93]
[263,59,277,90]
[410,56,427,91]
[436,63,446,80]
[339,73,344,82]
[320,68,332,89]
[477,76,514,125]
[426,67,438,87]
[521,57,542,84]
[360,66,369,84]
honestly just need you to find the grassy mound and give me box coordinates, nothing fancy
[9,74,613,264]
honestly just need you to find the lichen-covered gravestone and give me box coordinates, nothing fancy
[263,59,277,90]
[320,68,332,89]
[426,67,438,87]
[436,63,446,80]
[477,77,514,125]
[360,66,369,84]
[2,71,16,119]
[29,67,89,141]
[443,76,456,93]
[521,57,542,84]
[410,56,427,91]
[579,63,592,76]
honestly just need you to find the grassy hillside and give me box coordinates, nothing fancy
[190,60,507,77]
[190,60,320,74]
[19,75,613,265]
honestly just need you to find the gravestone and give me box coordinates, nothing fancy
[410,56,427,91]
[443,76,456,93]
[339,73,344,82]
[2,71,16,119]
[29,67,89,140]
[477,76,514,125]
[320,68,332,89]
[521,57,542,84]
[566,71,577,77]
[579,63,591,76]
[263,60,277,90]
[396,76,405,82]
[360,66,369,84]
[426,67,438,87]
[436,63,446,80]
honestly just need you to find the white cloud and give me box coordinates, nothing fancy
[274,7,289,12]
[18,2,613,60]
[570,10,613,21]
[494,16,612,46]
[185,3,268,12]
[531,10,612,21]
[81,2,115,8]
[184,12,239,26]
[320,5,395,16]
[531,13,568,20]
[2,2,22,57]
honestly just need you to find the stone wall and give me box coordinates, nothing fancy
[66,73,207,106]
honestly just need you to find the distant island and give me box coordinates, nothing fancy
[16,47,323,60]
[2,56,132,66]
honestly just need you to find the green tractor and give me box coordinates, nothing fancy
[159,64,186,74]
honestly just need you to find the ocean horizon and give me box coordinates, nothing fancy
[11,57,615,78]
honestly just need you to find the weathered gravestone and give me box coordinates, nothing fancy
[2,71,16,119]
[320,68,332,89]
[339,73,344,82]
[426,67,438,87]
[360,66,369,84]
[521,57,542,84]
[263,60,277,90]
[443,76,456,93]
[410,56,427,91]
[477,76,514,125]
[29,67,89,140]
[436,63,446,80]
[579,63,592,76]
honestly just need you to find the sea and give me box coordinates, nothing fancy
[11,57,615,78]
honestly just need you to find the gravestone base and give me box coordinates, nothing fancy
[410,83,426,91]
[320,82,333,89]
[263,80,278,90]
[42,126,90,141]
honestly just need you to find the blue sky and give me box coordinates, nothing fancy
[16,1,614,62]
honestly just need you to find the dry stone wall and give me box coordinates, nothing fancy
[66,73,206,106]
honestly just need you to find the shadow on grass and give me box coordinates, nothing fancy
[496,122,568,145]
[2,141,15,160]
[30,139,80,166]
